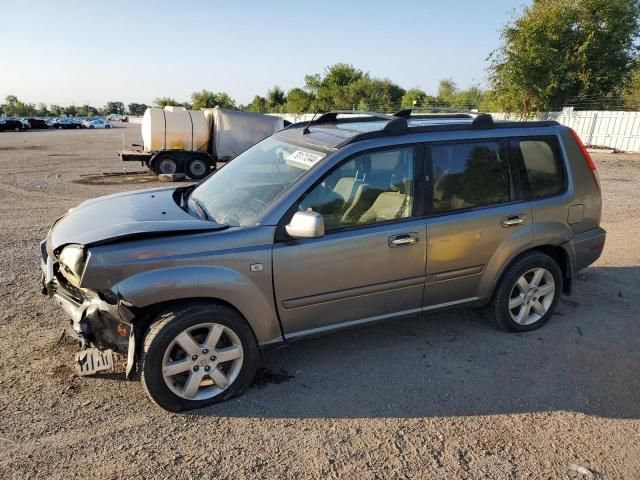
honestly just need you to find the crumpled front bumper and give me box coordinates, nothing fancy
[40,243,133,354]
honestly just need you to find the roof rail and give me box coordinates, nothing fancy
[302,110,408,135]
[393,107,481,118]
[394,107,494,129]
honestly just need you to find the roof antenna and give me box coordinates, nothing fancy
[302,111,320,135]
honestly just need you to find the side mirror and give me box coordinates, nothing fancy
[286,211,325,239]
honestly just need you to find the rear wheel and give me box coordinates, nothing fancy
[185,156,210,180]
[156,156,179,175]
[487,251,562,332]
[140,302,259,412]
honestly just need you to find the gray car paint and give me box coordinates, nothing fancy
[47,187,226,253]
[41,120,605,356]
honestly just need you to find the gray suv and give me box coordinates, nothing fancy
[40,110,605,411]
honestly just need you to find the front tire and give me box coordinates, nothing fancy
[487,251,562,332]
[140,302,259,412]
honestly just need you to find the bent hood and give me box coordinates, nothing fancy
[48,187,226,252]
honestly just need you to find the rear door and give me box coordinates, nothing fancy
[424,138,534,307]
[272,145,427,337]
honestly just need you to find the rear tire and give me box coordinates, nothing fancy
[185,156,211,180]
[486,251,563,332]
[140,302,259,412]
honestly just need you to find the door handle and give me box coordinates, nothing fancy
[389,233,418,247]
[502,215,526,227]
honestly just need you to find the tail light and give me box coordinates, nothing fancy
[569,128,600,191]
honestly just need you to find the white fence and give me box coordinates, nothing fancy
[547,109,640,152]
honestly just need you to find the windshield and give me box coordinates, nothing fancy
[189,136,327,227]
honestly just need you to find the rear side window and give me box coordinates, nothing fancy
[430,141,510,214]
[514,138,565,198]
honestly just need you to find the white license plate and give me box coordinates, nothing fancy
[74,348,114,376]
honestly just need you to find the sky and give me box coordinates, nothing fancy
[0,0,530,107]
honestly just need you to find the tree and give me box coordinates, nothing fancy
[128,103,149,116]
[77,104,99,116]
[246,95,269,113]
[266,86,286,112]
[303,63,405,111]
[190,90,236,110]
[63,105,78,116]
[154,97,179,108]
[105,101,125,115]
[285,87,314,113]
[49,104,64,116]
[3,95,34,116]
[437,79,458,104]
[401,88,435,108]
[489,0,640,115]
[35,103,49,116]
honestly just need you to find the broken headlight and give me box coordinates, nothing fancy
[58,244,86,287]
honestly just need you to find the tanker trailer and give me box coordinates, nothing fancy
[119,106,285,180]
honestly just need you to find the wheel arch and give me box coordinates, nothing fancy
[485,243,573,303]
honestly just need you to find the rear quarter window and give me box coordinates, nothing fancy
[513,137,565,199]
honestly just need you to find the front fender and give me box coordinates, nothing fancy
[113,265,282,345]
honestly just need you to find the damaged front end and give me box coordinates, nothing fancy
[40,240,141,378]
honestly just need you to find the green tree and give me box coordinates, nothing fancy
[401,88,434,108]
[246,95,269,113]
[303,63,405,111]
[63,105,78,116]
[437,79,457,105]
[154,97,179,108]
[190,90,236,110]
[489,0,640,115]
[285,87,314,113]
[127,103,149,116]
[3,95,34,116]
[105,101,125,115]
[77,104,98,116]
[266,86,286,112]
[35,103,49,116]
[49,104,64,116]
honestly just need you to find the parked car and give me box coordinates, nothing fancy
[0,119,25,132]
[107,114,128,122]
[24,118,49,129]
[53,118,81,129]
[40,110,605,411]
[84,119,112,129]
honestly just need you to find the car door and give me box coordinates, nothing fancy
[272,145,427,338]
[424,138,534,307]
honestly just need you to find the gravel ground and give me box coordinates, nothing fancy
[0,125,638,479]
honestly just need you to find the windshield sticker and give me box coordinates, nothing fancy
[286,150,324,170]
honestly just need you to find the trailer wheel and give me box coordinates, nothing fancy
[157,157,178,174]
[186,157,210,180]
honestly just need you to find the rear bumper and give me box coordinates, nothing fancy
[573,227,606,272]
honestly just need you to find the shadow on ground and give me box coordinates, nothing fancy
[187,266,639,420]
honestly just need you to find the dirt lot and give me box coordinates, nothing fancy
[0,125,638,479]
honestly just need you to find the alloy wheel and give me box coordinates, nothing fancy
[508,267,555,325]
[161,322,244,400]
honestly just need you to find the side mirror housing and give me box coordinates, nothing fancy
[285,211,325,239]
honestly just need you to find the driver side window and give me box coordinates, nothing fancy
[299,146,416,231]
